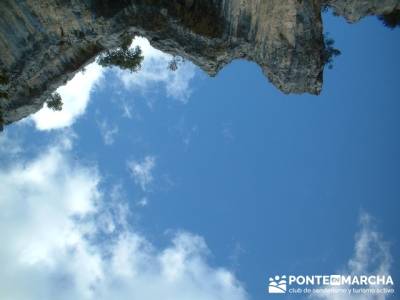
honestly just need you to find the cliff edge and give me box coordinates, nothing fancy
[0,0,399,128]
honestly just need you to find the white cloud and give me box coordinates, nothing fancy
[222,122,235,142]
[347,214,392,277]
[170,117,198,149]
[0,136,248,300]
[121,100,135,119]
[310,213,393,300]
[118,37,196,103]
[97,119,119,145]
[137,197,148,207]
[127,155,156,191]
[32,63,104,130]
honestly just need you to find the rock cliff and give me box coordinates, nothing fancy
[0,0,399,129]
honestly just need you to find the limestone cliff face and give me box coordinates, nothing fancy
[0,0,399,128]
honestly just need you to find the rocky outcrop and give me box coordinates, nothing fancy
[326,0,400,22]
[0,0,399,129]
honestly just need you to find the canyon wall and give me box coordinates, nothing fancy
[0,0,399,129]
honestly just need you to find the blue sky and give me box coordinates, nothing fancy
[0,11,399,300]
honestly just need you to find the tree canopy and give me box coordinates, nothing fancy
[323,35,341,69]
[97,46,144,73]
[378,9,400,29]
[46,92,63,111]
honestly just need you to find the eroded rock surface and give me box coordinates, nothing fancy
[0,0,399,128]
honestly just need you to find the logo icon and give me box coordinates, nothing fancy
[268,275,287,294]
[330,275,341,286]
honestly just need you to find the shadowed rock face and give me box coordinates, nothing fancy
[0,0,399,128]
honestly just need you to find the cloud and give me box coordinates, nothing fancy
[347,214,392,277]
[117,37,196,103]
[221,122,235,142]
[310,213,393,300]
[97,119,119,145]
[169,117,198,149]
[137,197,148,207]
[121,100,134,119]
[0,135,248,300]
[32,63,104,130]
[127,155,156,191]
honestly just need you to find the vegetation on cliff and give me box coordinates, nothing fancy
[97,46,144,73]
[0,73,9,85]
[46,92,63,111]
[378,9,400,29]
[323,35,341,69]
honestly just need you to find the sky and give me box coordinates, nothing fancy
[0,11,399,300]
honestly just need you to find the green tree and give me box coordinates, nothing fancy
[168,57,179,71]
[46,92,63,111]
[378,9,400,29]
[322,35,341,69]
[97,46,143,73]
[168,56,185,72]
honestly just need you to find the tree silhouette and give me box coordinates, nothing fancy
[46,92,63,111]
[378,9,400,29]
[168,56,185,72]
[322,35,341,69]
[98,46,143,73]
